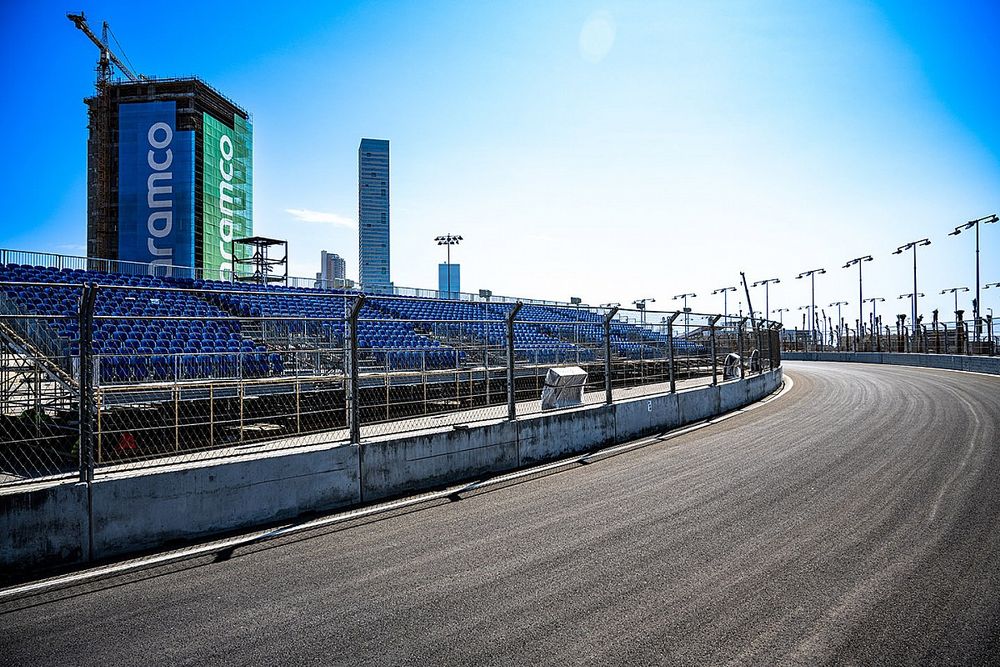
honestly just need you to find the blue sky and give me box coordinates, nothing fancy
[1,0,997,321]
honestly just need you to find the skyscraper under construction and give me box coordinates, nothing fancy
[84,77,253,278]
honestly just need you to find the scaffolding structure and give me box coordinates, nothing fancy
[232,237,288,286]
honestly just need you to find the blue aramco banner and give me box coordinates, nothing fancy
[118,101,195,275]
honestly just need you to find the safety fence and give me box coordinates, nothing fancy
[0,280,781,486]
[782,315,1000,355]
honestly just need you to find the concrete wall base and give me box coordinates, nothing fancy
[783,352,1000,375]
[3,368,783,574]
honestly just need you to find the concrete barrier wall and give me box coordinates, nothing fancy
[361,419,518,503]
[784,352,1000,375]
[719,379,749,413]
[92,444,361,560]
[678,384,721,423]
[0,481,89,570]
[518,404,616,466]
[4,368,782,572]
[613,392,681,442]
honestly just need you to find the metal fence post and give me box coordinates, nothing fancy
[602,305,620,404]
[760,324,776,372]
[754,320,765,375]
[709,315,721,385]
[666,312,680,393]
[774,327,780,364]
[78,283,98,483]
[347,295,366,445]
[506,301,523,420]
[738,318,747,380]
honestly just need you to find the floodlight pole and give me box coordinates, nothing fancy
[894,239,931,340]
[941,287,970,321]
[750,278,780,324]
[435,233,463,299]
[632,297,655,325]
[949,214,997,342]
[864,297,885,350]
[796,268,826,351]
[843,255,873,340]
[712,286,737,321]
[672,293,696,333]
[987,282,1000,339]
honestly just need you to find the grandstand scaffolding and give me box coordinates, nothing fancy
[232,237,287,286]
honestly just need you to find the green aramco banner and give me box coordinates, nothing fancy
[202,112,253,279]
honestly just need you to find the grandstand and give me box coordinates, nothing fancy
[0,262,708,385]
[0,251,775,479]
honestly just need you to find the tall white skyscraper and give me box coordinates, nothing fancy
[358,138,390,291]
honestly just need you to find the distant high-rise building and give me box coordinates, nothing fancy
[315,251,353,289]
[318,251,346,282]
[358,138,390,291]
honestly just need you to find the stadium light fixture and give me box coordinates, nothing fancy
[797,305,812,334]
[632,297,655,325]
[750,278,780,323]
[843,255,873,340]
[672,293,696,332]
[434,233,462,298]
[949,214,997,340]
[711,286,737,320]
[892,238,931,339]
[940,286,970,318]
[795,269,825,349]
[771,307,789,326]
[863,297,885,333]
[828,300,848,326]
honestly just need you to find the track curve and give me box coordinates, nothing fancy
[3,361,999,665]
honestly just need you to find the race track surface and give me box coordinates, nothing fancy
[3,361,999,665]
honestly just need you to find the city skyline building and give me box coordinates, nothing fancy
[358,138,390,291]
[438,262,461,299]
[316,250,347,288]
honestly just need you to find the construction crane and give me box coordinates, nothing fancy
[67,12,146,261]
[66,12,143,84]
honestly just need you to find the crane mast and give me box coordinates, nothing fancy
[67,12,142,84]
[67,12,145,261]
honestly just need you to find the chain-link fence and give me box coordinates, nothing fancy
[1,274,782,486]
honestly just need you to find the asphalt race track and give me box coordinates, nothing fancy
[3,361,999,665]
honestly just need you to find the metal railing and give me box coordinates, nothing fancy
[0,248,588,309]
[0,280,782,486]
[781,317,999,356]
